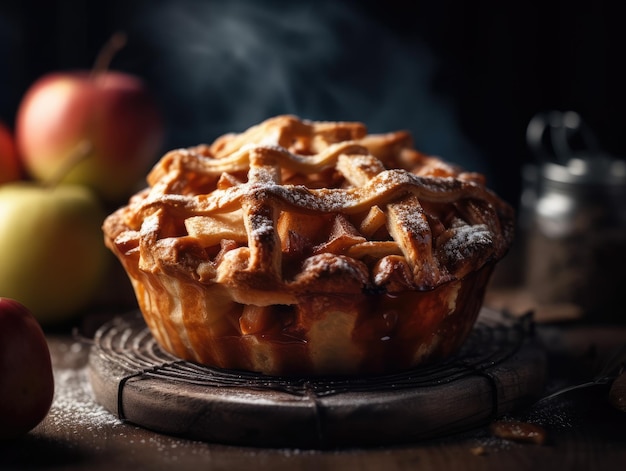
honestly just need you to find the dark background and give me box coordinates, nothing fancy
[1,0,624,209]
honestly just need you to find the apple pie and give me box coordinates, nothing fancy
[103,115,514,376]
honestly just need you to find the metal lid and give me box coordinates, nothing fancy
[527,110,626,188]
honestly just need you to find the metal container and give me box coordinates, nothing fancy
[523,111,626,322]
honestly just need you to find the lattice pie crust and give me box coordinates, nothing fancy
[103,116,514,376]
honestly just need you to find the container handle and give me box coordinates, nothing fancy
[526,110,601,165]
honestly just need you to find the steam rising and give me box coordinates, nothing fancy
[135,0,484,172]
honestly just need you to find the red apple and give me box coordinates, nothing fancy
[0,298,54,439]
[16,41,164,202]
[0,121,21,184]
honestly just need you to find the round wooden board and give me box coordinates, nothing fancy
[88,308,547,449]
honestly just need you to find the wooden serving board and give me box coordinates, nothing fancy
[88,308,547,448]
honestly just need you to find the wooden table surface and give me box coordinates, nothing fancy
[1,289,625,471]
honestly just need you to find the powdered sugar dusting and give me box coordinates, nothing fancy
[441,224,493,262]
[248,212,276,242]
[149,168,470,217]
[45,340,122,433]
[48,367,121,432]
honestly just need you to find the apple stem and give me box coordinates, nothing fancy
[44,140,93,188]
[91,32,127,77]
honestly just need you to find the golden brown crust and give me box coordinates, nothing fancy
[103,115,514,375]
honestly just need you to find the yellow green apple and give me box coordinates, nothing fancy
[0,183,109,324]
[0,297,54,439]
[15,70,164,202]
